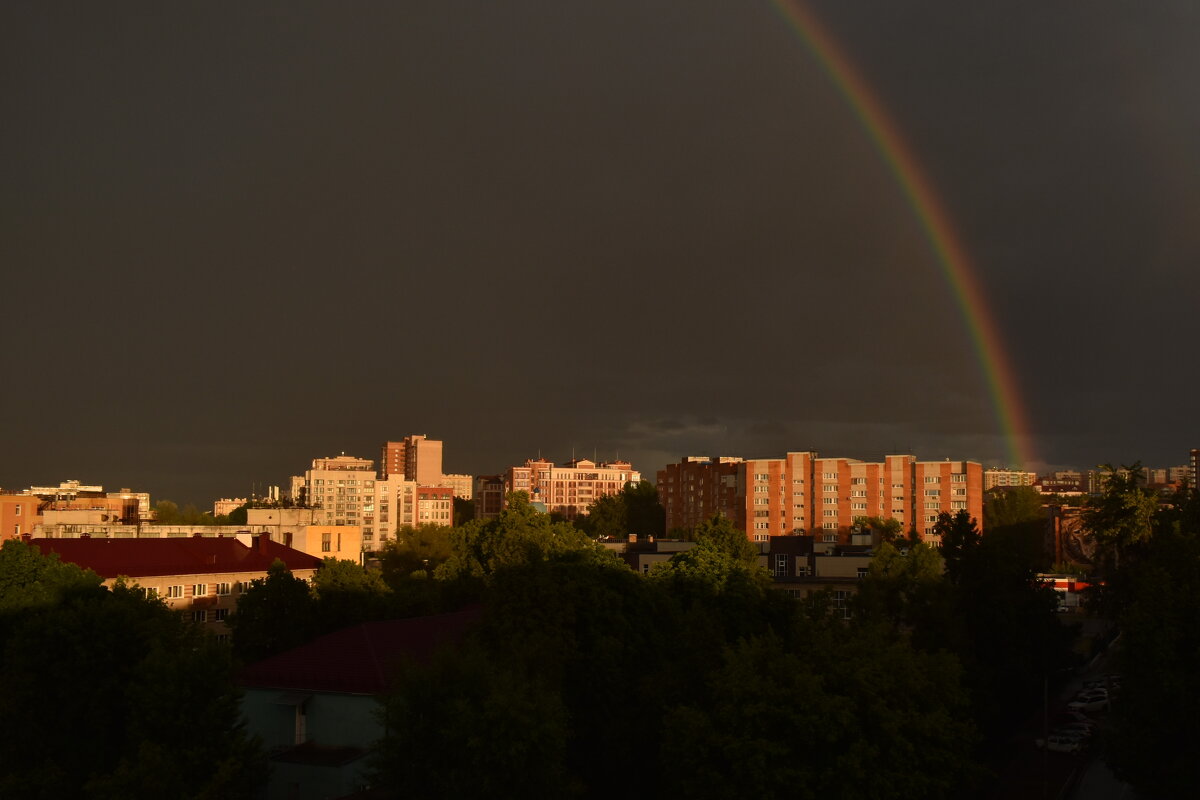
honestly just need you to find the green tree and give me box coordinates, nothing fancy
[576,480,667,539]
[854,515,904,543]
[936,510,982,585]
[0,552,264,798]
[661,625,977,800]
[380,524,455,582]
[983,485,1047,530]
[435,492,616,581]
[452,496,474,527]
[1083,463,1158,574]
[0,539,103,613]
[228,559,316,662]
[1104,500,1200,796]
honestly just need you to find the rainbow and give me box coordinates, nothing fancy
[769,1,1034,467]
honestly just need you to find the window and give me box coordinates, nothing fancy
[822,522,838,530]
[924,476,940,483]
[851,478,866,485]
[851,490,866,498]
[822,472,838,479]
[952,501,968,510]
[823,484,838,492]
[833,590,852,620]
[322,532,332,552]
[924,489,940,496]
[167,585,184,598]
[192,610,207,623]
[952,488,966,496]
[951,474,967,483]
[852,503,867,510]
[193,584,206,597]
[857,567,869,579]
[823,497,838,505]
[216,582,231,596]
[823,510,838,517]
[145,587,158,599]
[13,506,20,516]
[925,502,940,509]
[214,608,228,621]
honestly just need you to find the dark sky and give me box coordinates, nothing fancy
[4,1,1198,506]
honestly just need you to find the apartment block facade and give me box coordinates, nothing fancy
[503,458,640,519]
[293,455,422,546]
[380,434,443,486]
[983,468,1037,490]
[658,452,984,543]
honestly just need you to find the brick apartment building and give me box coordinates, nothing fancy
[658,452,983,543]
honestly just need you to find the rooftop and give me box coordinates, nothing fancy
[239,606,483,695]
[29,536,323,579]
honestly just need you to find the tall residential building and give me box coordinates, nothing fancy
[983,468,1037,490]
[658,452,984,544]
[1191,449,1198,490]
[291,455,432,547]
[502,458,640,519]
[380,435,443,486]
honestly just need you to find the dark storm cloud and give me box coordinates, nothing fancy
[2,1,1197,503]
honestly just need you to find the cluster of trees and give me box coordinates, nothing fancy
[369,514,982,798]
[0,540,264,799]
[225,491,1081,795]
[857,511,1077,746]
[1078,465,1200,796]
[152,499,247,526]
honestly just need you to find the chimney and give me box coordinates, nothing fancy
[257,534,270,554]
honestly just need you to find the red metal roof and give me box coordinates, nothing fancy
[239,606,483,695]
[29,536,323,579]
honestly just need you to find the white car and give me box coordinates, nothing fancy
[1067,693,1109,712]
[1037,734,1085,754]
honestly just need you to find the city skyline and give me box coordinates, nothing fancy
[4,1,1197,506]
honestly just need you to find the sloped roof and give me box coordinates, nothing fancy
[29,537,323,579]
[239,606,483,695]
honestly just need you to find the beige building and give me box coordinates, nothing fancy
[439,473,474,500]
[214,497,248,516]
[503,458,640,519]
[983,468,1037,490]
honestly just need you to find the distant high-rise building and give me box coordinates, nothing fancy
[658,452,984,544]
[380,435,444,486]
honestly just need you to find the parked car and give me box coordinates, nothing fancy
[1054,722,1096,738]
[1037,734,1085,754]
[1068,693,1110,712]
